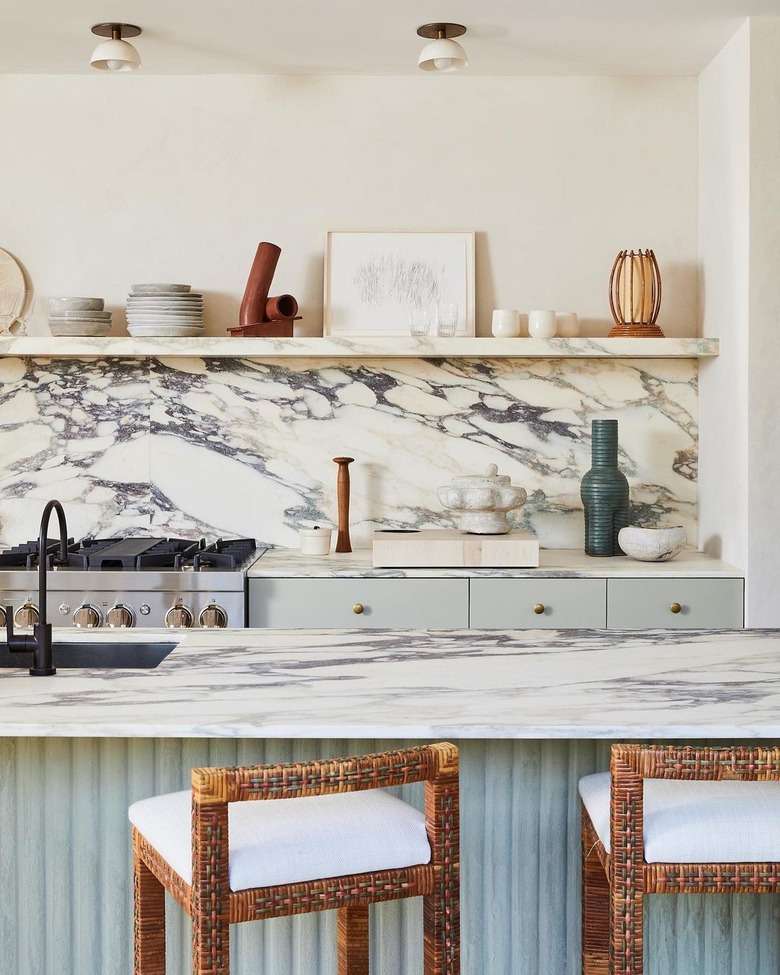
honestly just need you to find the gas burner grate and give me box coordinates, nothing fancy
[193,538,256,571]
[0,538,75,570]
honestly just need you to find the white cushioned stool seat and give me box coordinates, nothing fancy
[130,788,431,891]
[579,771,780,863]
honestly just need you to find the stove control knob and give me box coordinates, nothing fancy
[74,604,102,629]
[166,604,194,629]
[15,603,39,628]
[107,604,135,629]
[0,607,6,627]
[199,604,228,629]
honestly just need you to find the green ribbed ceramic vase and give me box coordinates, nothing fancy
[580,419,629,557]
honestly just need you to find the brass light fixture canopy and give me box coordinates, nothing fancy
[417,23,468,72]
[416,23,467,40]
[91,22,142,39]
[90,23,143,71]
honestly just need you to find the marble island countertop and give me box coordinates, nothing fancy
[0,626,775,739]
[247,547,744,578]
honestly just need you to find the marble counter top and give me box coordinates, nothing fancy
[248,548,743,578]
[0,626,775,739]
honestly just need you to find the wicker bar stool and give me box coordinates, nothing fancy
[579,743,780,974]
[129,742,459,975]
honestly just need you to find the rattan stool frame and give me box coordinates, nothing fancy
[582,743,780,975]
[133,742,460,975]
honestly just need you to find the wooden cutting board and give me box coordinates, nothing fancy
[372,528,540,568]
[0,248,25,328]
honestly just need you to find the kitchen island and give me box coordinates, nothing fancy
[0,625,775,738]
[1,626,778,975]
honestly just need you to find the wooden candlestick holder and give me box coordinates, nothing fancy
[332,457,355,553]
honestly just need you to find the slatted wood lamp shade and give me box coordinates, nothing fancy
[608,249,664,337]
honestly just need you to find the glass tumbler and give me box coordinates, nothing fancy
[408,304,431,337]
[436,301,459,337]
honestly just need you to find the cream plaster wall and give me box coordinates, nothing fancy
[698,24,750,575]
[0,74,698,337]
[699,18,780,626]
[746,18,780,626]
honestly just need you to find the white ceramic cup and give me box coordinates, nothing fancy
[556,312,579,337]
[528,309,557,339]
[491,309,521,338]
[299,528,332,556]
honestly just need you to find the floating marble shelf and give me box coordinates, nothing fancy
[0,335,718,359]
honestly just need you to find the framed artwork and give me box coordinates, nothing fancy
[323,231,475,336]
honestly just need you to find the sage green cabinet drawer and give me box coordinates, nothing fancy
[470,578,607,628]
[606,578,744,629]
[249,578,469,628]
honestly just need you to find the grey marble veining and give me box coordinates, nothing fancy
[0,626,776,738]
[0,356,151,543]
[0,355,698,549]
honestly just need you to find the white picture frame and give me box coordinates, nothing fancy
[323,231,476,336]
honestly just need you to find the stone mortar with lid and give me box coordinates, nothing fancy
[438,463,527,534]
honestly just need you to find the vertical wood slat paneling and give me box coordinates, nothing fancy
[1,738,779,975]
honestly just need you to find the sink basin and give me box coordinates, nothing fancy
[0,641,176,670]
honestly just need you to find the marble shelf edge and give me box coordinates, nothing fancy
[0,335,719,359]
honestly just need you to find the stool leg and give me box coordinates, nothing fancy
[337,905,369,975]
[581,812,609,975]
[610,875,643,974]
[192,804,231,975]
[424,774,460,975]
[133,846,166,975]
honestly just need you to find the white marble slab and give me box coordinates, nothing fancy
[0,626,776,739]
[247,547,743,578]
[0,335,719,359]
[0,353,700,550]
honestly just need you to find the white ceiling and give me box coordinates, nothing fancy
[2,0,778,75]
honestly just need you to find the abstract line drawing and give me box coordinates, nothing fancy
[324,231,475,336]
[353,254,446,311]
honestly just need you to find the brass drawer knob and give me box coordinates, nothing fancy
[533,603,545,615]
[352,603,364,615]
[670,602,682,614]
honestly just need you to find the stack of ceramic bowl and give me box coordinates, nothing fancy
[48,297,111,336]
[126,284,204,337]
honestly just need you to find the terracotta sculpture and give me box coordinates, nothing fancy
[239,241,282,327]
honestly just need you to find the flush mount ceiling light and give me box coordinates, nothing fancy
[90,23,142,71]
[417,23,468,73]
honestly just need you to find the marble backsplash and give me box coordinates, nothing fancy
[0,355,698,549]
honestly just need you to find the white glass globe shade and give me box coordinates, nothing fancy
[90,38,141,71]
[418,37,468,72]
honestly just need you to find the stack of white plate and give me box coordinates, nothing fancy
[49,297,111,336]
[126,284,204,337]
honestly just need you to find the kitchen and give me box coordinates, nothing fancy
[0,3,779,974]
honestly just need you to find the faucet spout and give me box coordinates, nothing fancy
[6,499,69,676]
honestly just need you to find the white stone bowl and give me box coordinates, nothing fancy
[49,319,111,337]
[132,283,191,294]
[49,296,104,312]
[49,309,112,320]
[618,525,687,562]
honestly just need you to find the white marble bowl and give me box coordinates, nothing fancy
[49,320,111,337]
[618,525,687,562]
[49,309,112,320]
[132,283,191,294]
[49,296,104,312]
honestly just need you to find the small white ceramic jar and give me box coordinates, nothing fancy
[555,312,580,337]
[528,309,557,338]
[299,527,332,556]
[491,309,521,338]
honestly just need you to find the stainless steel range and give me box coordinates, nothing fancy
[0,535,261,630]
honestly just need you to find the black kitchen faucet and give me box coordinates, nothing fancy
[6,499,69,676]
